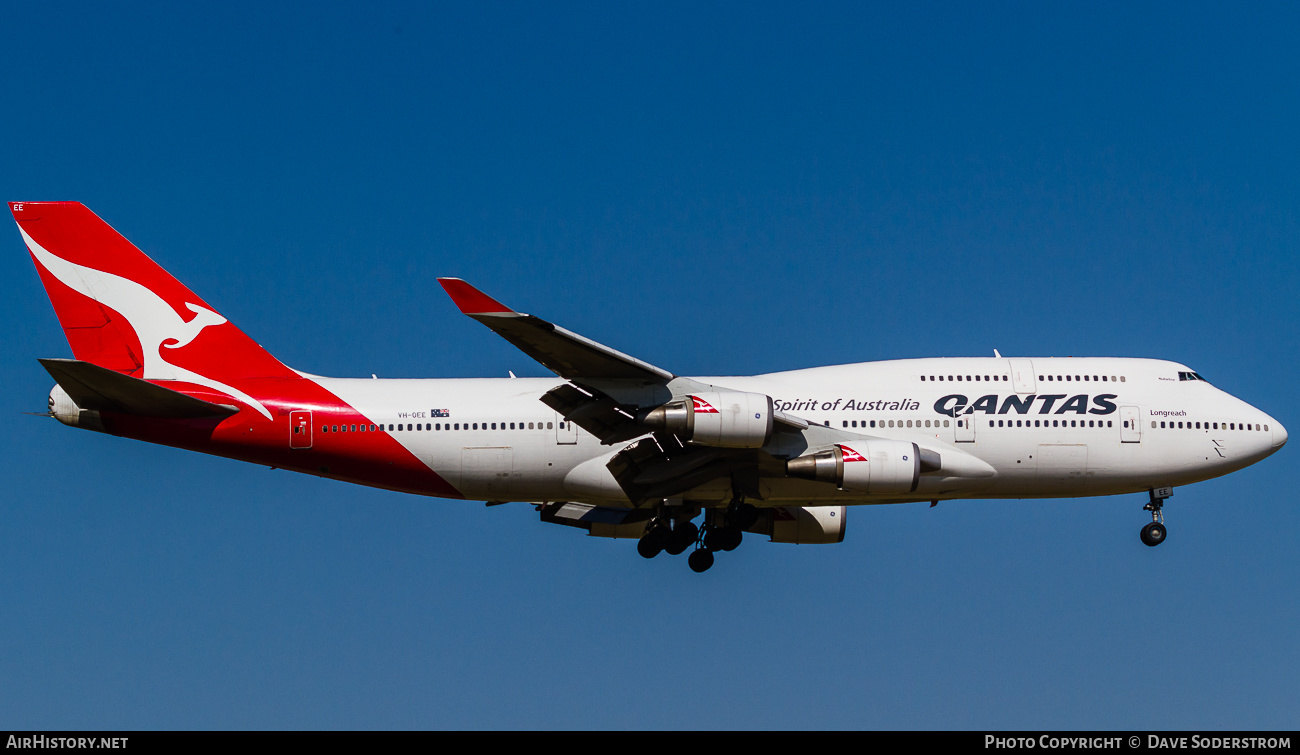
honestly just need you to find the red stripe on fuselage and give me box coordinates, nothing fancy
[102,376,463,499]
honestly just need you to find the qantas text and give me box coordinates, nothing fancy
[934,394,1117,417]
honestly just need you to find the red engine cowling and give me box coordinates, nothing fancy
[643,391,774,448]
[785,440,921,495]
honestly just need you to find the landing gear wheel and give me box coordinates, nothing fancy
[637,535,663,559]
[734,503,759,530]
[715,527,743,552]
[688,547,715,573]
[637,525,669,559]
[665,521,698,556]
[1140,522,1167,547]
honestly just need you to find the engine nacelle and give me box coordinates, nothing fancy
[643,391,773,448]
[744,505,846,544]
[785,440,925,495]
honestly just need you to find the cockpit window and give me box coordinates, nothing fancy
[1178,371,1211,383]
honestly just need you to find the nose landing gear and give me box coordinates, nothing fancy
[1140,487,1172,547]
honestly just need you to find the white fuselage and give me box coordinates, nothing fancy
[314,356,1285,507]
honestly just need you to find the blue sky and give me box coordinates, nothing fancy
[2,2,1298,729]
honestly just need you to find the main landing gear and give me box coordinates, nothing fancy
[1140,487,1172,547]
[637,501,758,573]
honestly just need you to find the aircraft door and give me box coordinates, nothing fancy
[555,412,577,444]
[1120,406,1142,443]
[955,414,975,442]
[290,410,312,449]
[1009,359,1037,394]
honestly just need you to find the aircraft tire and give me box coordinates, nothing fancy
[637,536,663,559]
[717,527,743,552]
[735,503,760,530]
[665,522,698,556]
[1140,522,1167,547]
[688,548,715,573]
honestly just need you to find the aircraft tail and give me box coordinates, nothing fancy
[13,202,294,411]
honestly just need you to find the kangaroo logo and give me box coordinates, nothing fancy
[20,226,272,419]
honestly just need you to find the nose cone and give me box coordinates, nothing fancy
[1273,420,1288,450]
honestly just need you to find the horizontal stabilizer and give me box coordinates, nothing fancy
[39,358,240,419]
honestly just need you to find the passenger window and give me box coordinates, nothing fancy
[547,422,554,429]
[943,420,949,427]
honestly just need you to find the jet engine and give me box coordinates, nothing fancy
[643,391,773,448]
[785,440,933,495]
[743,505,846,544]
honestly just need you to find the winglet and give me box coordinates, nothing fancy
[438,278,514,315]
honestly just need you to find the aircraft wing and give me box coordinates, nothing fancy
[439,278,808,447]
[438,278,674,382]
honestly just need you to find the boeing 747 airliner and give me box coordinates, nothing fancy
[15,202,1286,572]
